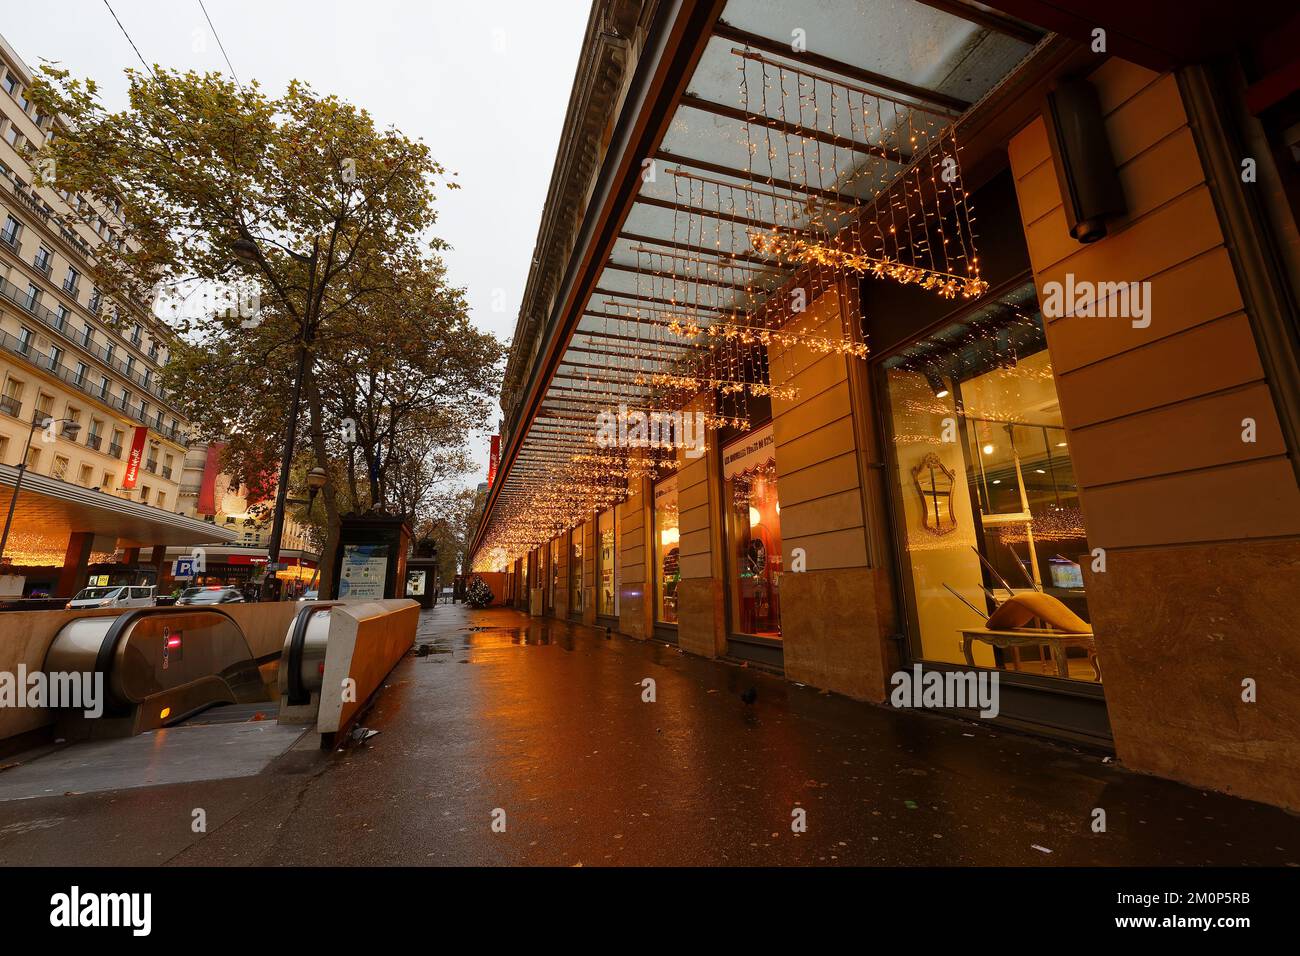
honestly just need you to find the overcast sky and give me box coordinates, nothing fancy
[1,0,590,483]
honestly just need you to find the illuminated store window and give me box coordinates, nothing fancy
[598,508,616,616]
[653,476,679,624]
[549,537,560,612]
[879,281,1097,682]
[722,424,782,638]
[570,525,584,614]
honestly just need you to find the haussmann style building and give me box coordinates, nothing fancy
[471,0,1300,813]
[0,31,235,600]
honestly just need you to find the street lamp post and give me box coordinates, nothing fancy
[279,466,328,599]
[0,415,82,566]
[231,235,320,602]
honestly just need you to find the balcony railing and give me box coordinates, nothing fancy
[2,174,94,262]
[0,272,179,410]
[32,257,52,278]
[85,432,103,451]
[0,230,18,253]
[108,442,123,458]
[160,465,172,480]
[0,394,20,418]
[145,458,158,473]
[0,327,190,445]
[11,183,48,221]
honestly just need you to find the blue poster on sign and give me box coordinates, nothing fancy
[338,544,388,601]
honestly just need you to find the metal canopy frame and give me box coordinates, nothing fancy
[475,0,1047,563]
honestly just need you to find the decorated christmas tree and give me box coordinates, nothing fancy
[464,575,494,608]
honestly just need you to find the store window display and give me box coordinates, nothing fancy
[880,281,1097,682]
[722,424,782,638]
[653,476,680,623]
[598,508,617,616]
[549,537,560,612]
[570,525,584,614]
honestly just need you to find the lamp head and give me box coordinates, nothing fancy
[231,238,259,263]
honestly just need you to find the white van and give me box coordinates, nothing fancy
[66,585,157,610]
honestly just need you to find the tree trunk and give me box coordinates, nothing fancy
[317,516,340,599]
[347,445,360,508]
[366,447,381,508]
[303,366,342,597]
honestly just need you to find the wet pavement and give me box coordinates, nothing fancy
[1,605,1297,866]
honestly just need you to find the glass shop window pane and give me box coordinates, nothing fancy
[653,476,679,624]
[570,526,584,613]
[723,425,782,638]
[598,509,616,616]
[879,281,1098,683]
[549,537,560,611]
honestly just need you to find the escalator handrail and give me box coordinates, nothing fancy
[284,602,337,705]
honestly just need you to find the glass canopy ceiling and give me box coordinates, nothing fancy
[482,0,1045,561]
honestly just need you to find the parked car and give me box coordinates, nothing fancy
[175,585,246,606]
[298,590,319,602]
[66,585,156,610]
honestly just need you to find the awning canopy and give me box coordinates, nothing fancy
[477,0,1047,565]
[1,463,238,563]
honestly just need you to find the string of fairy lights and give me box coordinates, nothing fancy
[475,37,990,571]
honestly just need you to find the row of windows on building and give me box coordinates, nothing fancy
[1,66,50,136]
[3,320,177,428]
[0,62,131,253]
[1,373,177,471]
[0,430,171,508]
[1,208,162,359]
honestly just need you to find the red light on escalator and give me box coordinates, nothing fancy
[167,636,182,648]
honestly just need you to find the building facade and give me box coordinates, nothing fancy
[475,0,1300,812]
[0,32,231,596]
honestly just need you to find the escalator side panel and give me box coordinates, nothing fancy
[44,608,265,736]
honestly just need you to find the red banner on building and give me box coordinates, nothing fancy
[197,443,225,513]
[488,434,500,485]
[121,426,150,490]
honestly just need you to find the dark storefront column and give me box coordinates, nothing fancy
[56,532,94,597]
